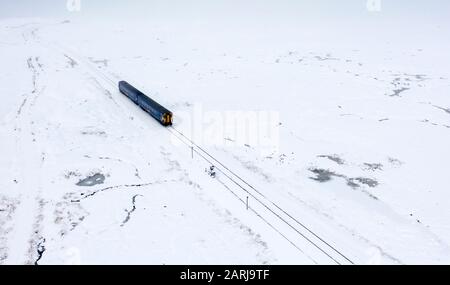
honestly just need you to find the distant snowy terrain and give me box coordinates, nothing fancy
[1,1,450,265]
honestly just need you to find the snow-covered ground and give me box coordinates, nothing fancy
[1,1,450,264]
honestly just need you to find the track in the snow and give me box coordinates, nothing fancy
[168,126,355,265]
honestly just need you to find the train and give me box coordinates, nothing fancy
[118,81,173,126]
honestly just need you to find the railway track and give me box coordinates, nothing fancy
[45,36,355,265]
[168,126,354,265]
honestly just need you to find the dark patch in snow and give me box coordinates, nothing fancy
[121,195,143,227]
[309,168,379,199]
[309,168,336,182]
[362,163,383,171]
[349,177,379,188]
[64,54,77,68]
[432,105,450,115]
[388,157,403,166]
[73,179,178,202]
[76,173,105,187]
[386,73,430,97]
[317,154,345,165]
[34,237,46,265]
[389,87,410,97]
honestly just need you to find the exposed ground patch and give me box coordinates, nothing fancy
[64,54,77,68]
[362,163,383,171]
[389,87,410,97]
[0,195,20,264]
[309,168,379,199]
[121,194,143,227]
[26,198,46,265]
[76,173,105,187]
[387,73,429,97]
[317,154,345,165]
[54,193,89,237]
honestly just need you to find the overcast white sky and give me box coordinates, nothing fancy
[1,0,449,47]
[1,0,449,21]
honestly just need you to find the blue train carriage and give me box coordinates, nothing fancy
[119,81,173,126]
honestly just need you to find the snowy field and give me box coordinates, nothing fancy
[1,0,450,265]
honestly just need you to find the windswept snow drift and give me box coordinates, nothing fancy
[1,1,450,264]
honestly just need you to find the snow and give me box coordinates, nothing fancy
[1,1,450,265]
